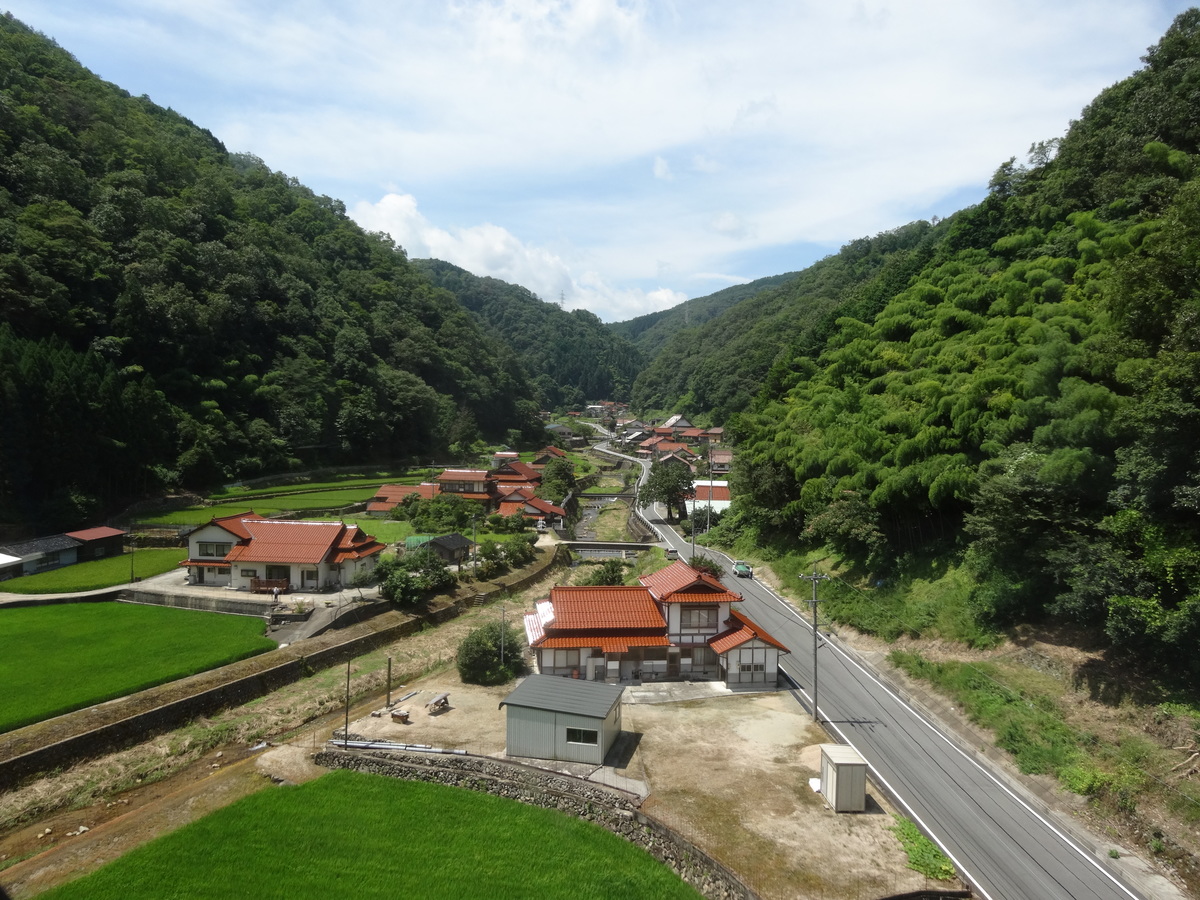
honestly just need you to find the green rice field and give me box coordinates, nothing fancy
[0,548,186,594]
[0,602,275,734]
[39,770,701,900]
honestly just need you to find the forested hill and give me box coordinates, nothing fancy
[413,259,644,407]
[607,270,799,360]
[630,223,938,422]
[712,10,1200,679]
[0,14,543,533]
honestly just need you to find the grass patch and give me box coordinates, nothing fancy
[890,815,957,881]
[40,770,702,900]
[0,602,275,733]
[593,499,632,542]
[889,650,1085,778]
[307,515,415,545]
[0,548,186,594]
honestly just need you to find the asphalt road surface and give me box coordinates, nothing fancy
[602,444,1148,900]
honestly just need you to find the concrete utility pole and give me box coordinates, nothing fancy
[798,571,830,723]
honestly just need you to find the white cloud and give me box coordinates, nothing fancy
[352,193,685,321]
[6,0,1195,322]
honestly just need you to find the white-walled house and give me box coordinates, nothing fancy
[181,512,385,592]
[523,561,788,687]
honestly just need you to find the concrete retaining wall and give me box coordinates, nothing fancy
[124,590,271,618]
[316,747,756,900]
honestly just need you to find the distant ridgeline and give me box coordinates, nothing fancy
[0,14,544,531]
[414,259,645,409]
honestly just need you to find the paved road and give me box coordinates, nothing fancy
[594,443,1153,900]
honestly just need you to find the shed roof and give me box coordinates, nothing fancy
[65,526,127,542]
[499,674,624,719]
[0,534,80,557]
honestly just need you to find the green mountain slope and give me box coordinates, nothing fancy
[607,272,799,359]
[718,9,1200,678]
[0,15,542,531]
[631,221,938,421]
[413,258,644,408]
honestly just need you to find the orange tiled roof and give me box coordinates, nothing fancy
[640,561,738,603]
[373,483,439,503]
[329,524,386,564]
[65,526,127,541]
[537,635,671,652]
[225,520,343,565]
[546,585,665,630]
[709,609,790,655]
[205,511,266,540]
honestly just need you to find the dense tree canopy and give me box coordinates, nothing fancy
[415,259,644,409]
[0,15,542,530]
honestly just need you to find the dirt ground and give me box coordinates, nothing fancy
[0,553,951,900]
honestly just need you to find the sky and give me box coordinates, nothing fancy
[4,1,1195,322]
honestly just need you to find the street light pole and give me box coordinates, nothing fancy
[798,571,830,723]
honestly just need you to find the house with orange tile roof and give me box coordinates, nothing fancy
[180,511,267,587]
[523,561,788,686]
[497,491,566,528]
[530,445,568,468]
[366,482,440,516]
[181,512,385,592]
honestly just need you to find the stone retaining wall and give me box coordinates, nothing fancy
[316,747,755,900]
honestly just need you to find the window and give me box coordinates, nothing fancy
[240,569,258,577]
[739,663,765,673]
[691,647,717,666]
[553,649,580,668]
[199,542,231,558]
[680,606,716,628]
[566,728,598,746]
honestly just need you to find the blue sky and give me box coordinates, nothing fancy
[4,1,1194,321]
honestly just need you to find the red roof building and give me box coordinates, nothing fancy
[525,562,787,686]
[181,514,384,593]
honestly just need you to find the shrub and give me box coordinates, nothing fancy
[457,621,527,685]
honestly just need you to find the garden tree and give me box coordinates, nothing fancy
[688,556,724,579]
[578,557,628,586]
[389,492,478,534]
[372,549,455,606]
[638,461,694,522]
[456,620,527,685]
[537,456,576,503]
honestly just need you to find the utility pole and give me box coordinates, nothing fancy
[798,571,830,723]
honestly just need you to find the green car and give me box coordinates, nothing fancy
[733,560,753,578]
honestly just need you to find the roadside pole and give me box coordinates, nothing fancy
[798,571,829,723]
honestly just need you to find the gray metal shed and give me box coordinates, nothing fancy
[819,743,867,812]
[499,675,624,765]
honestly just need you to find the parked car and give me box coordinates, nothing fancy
[665,547,679,559]
[733,560,753,578]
